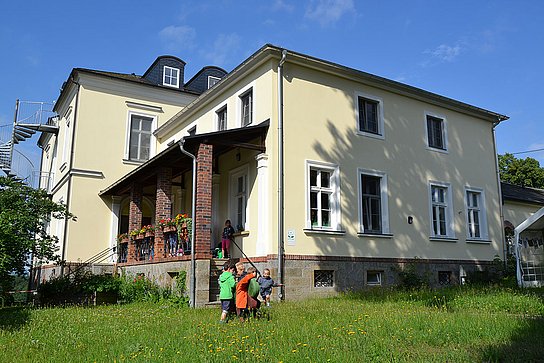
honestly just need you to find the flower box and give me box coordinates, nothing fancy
[145,231,154,238]
[162,225,177,233]
[120,236,129,244]
[136,233,145,240]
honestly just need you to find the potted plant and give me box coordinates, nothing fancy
[130,228,144,240]
[141,225,155,238]
[117,233,129,244]
[158,218,177,233]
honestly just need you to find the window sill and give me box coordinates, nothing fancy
[234,231,250,237]
[429,236,458,242]
[356,130,384,140]
[122,159,145,166]
[358,232,394,238]
[426,146,449,154]
[304,229,346,236]
[466,239,492,244]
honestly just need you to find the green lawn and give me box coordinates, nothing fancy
[1,287,543,362]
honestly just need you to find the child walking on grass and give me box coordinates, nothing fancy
[236,265,257,322]
[257,268,282,307]
[218,262,235,323]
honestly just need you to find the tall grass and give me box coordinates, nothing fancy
[0,286,542,362]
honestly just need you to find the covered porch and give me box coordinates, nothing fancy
[514,207,544,287]
[100,121,269,267]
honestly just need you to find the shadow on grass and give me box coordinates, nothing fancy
[0,307,31,332]
[481,317,544,362]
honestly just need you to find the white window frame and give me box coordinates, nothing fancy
[424,111,448,153]
[236,82,256,127]
[61,107,72,167]
[428,181,455,238]
[355,91,384,140]
[163,66,180,88]
[124,111,157,162]
[305,160,341,231]
[357,168,390,234]
[366,271,383,286]
[464,186,488,240]
[213,102,228,131]
[228,165,250,231]
[208,76,221,89]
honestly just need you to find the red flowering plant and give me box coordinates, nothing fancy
[157,218,176,228]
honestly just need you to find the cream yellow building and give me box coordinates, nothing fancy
[36,56,226,280]
[96,45,510,304]
[32,44,517,304]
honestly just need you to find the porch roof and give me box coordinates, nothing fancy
[99,120,269,196]
[515,207,544,234]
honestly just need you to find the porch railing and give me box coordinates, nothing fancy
[135,237,154,261]
[163,230,191,257]
[118,242,128,263]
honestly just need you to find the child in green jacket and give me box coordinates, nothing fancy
[219,262,236,322]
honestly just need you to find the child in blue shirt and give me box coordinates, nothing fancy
[257,268,282,307]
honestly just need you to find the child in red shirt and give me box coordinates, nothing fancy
[236,265,257,322]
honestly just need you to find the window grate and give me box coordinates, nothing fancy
[314,270,334,287]
[438,271,452,285]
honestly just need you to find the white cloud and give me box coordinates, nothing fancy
[427,44,462,62]
[201,33,241,66]
[158,25,196,53]
[305,0,355,26]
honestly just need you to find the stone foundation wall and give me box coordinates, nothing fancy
[237,256,494,301]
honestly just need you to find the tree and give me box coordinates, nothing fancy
[0,176,74,299]
[498,153,544,189]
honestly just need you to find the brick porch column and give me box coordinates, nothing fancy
[154,167,172,260]
[128,183,143,262]
[194,143,213,259]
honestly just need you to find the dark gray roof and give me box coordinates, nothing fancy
[502,182,544,205]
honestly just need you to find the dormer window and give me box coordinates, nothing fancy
[163,66,179,87]
[208,76,221,89]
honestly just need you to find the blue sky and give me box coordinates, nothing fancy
[1,0,543,177]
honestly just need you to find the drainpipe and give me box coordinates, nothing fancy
[277,49,287,300]
[179,140,197,308]
[61,78,80,276]
[492,117,507,268]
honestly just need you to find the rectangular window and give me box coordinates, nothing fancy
[216,106,227,131]
[240,89,253,126]
[358,97,379,134]
[163,66,179,87]
[314,270,334,287]
[465,188,487,240]
[366,271,383,286]
[361,175,382,233]
[359,169,389,234]
[208,76,221,89]
[129,114,153,161]
[426,115,446,150]
[429,182,454,238]
[230,167,248,231]
[438,271,452,285]
[308,163,340,229]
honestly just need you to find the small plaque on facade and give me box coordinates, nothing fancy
[287,229,296,246]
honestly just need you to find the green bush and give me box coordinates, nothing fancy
[118,272,188,306]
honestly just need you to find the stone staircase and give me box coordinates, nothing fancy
[209,258,241,302]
